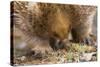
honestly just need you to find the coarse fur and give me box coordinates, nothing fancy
[11,1,97,56]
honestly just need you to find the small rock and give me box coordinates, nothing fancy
[20,56,26,61]
[80,52,96,61]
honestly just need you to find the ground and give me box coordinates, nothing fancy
[13,40,97,65]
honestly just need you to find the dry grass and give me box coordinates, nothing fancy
[13,42,97,66]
